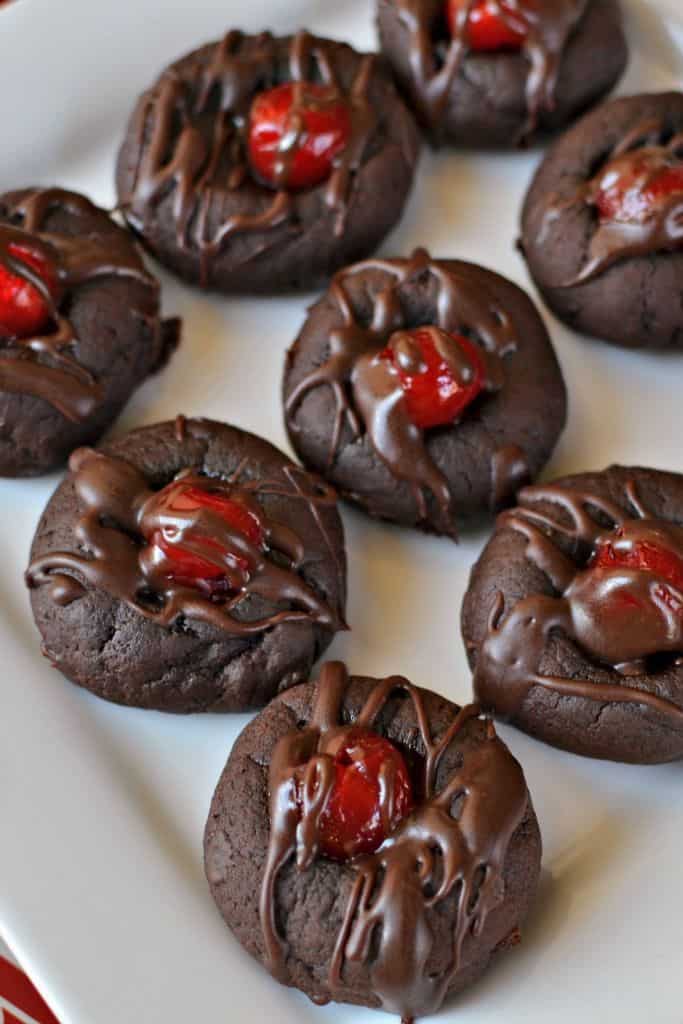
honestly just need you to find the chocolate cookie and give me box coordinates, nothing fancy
[283,248,566,538]
[377,0,627,147]
[520,92,683,349]
[462,466,683,763]
[205,660,541,1019]
[0,187,178,477]
[26,418,347,712]
[115,30,420,293]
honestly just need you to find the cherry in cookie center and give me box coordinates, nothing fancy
[569,519,683,656]
[139,477,267,599]
[248,81,352,191]
[593,146,683,225]
[379,326,486,430]
[296,725,415,862]
[0,228,60,339]
[446,0,528,53]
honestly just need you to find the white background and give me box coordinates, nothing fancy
[1,1,682,1022]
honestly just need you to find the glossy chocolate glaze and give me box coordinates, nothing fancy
[121,30,376,286]
[393,0,586,140]
[259,661,528,1022]
[0,188,166,421]
[286,248,520,537]
[544,120,683,284]
[475,479,683,726]
[26,444,341,636]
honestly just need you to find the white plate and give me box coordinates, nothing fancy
[1,1,682,1022]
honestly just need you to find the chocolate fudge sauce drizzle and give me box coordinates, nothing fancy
[286,248,521,536]
[259,661,528,1023]
[394,0,585,139]
[0,188,162,420]
[26,444,342,635]
[475,479,683,726]
[543,120,683,285]
[123,30,376,286]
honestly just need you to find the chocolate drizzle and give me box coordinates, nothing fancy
[26,445,342,636]
[0,188,164,420]
[259,661,528,1022]
[552,120,683,284]
[121,30,376,287]
[393,0,586,140]
[286,248,519,536]
[475,479,683,727]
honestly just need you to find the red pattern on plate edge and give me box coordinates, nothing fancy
[0,956,60,1024]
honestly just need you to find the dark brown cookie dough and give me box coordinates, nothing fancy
[377,0,627,147]
[205,661,541,1019]
[115,30,420,293]
[0,188,178,477]
[283,248,567,538]
[26,418,347,712]
[520,92,683,349]
[462,465,683,763]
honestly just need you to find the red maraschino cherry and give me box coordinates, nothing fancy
[594,152,683,224]
[0,242,58,337]
[248,81,352,191]
[315,728,414,862]
[380,326,486,430]
[446,0,528,52]
[145,481,264,597]
[591,530,683,606]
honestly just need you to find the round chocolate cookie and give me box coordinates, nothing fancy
[26,418,347,712]
[520,92,683,349]
[115,30,420,293]
[462,465,683,763]
[283,248,567,538]
[377,0,627,147]
[0,187,178,477]
[205,660,542,1019]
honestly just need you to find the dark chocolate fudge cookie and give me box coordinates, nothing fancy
[205,660,541,1019]
[0,187,178,477]
[462,466,683,763]
[116,30,420,293]
[283,248,567,538]
[377,0,627,146]
[521,92,683,349]
[26,418,346,712]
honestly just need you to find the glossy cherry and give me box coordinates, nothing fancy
[314,728,414,862]
[0,242,58,338]
[594,152,683,224]
[248,81,352,191]
[146,482,264,597]
[381,326,486,430]
[591,532,683,599]
[446,0,528,52]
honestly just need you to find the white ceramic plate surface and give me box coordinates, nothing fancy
[1,1,682,1022]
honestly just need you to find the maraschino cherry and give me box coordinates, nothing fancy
[144,480,264,598]
[313,727,414,862]
[590,528,683,616]
[0,242,58,338]
[248,81,352,191]
[594,151,683,224]
[446,0,528,52]
[380,326,485,430]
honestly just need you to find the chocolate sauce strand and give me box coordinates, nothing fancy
[475,478,683,728]
[0,188,159,420]
[543,119,683,285]
[26,444,340,636]
[122,32,378,285]
[260,662,528,1021]
[394,0,585,140]
[287,250,518,536]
